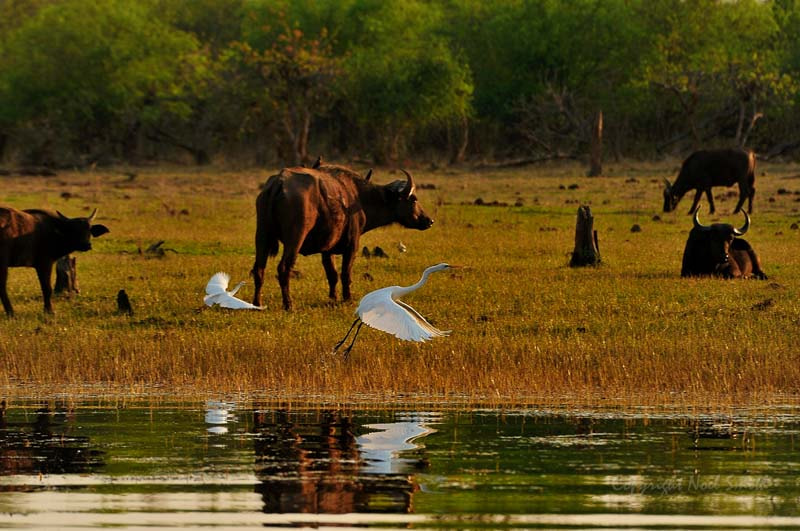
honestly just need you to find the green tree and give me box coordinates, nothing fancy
[225,3,342,165]
[0,0,201,165]
[340,0,472,162]
[443,0,648,159]
[639,0,792,150]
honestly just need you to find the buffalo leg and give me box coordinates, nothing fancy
[251,260,265,307]
[688,189,703,214]
[705,188,716,214]
[748,249,768,280]
[251,227,270,307]
[277,245,301,311]
[35,261,54,314]
[0,263,12,316]
[340,247,356,301]
[733,183,749,214]
[321,252,338,300]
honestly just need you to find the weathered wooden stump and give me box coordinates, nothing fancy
[54,255,79,295]
[569,206,601,267]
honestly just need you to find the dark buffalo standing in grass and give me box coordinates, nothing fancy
[252,164,434,310]
[681,209,767,279]
[0,207,109,315]
[663,148,756,215]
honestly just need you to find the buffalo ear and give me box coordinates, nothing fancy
[90,224,110,237]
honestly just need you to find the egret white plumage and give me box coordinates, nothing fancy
[204,272,263,310]
[333,263,458,357]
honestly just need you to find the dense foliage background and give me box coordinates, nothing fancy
[2,0,800,167]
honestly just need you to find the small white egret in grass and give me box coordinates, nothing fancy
[333,263,459,357]
[204,272,263,310]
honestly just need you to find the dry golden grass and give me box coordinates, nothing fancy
[1,160,799,407]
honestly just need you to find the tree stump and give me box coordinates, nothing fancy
[54,255,79,295]
[570,206,601,267]
[588,110,603,177]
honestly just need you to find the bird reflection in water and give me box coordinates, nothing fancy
[253,409,431,514]
[204,401,235,435]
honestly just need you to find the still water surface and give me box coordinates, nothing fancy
[1,400,800,528]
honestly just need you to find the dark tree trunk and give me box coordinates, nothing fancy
[588,111,603,176]
[570,206,601,267]
[54,255,79,295]
[0,132,8,161]
[450,115,469,164]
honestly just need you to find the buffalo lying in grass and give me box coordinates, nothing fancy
[681,209,766,279]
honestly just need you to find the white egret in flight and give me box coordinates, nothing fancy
[333,263,458,357]
[204,272,263,310]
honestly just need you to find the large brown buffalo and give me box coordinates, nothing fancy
[663,148,756,215]
[681,208,767,279]
[0,207,109,315]
[251,165,433,310]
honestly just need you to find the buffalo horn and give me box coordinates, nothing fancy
[693,208,711,232]
[364,169,373,182]
[400,169,415,198]
[88,208,98,223]
[663,178,672,191]
[733,211,750,236]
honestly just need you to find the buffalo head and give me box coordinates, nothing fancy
[386,169,434,230]
[691,208,749,273]
[56,208,110,252]
[663,178,678,213]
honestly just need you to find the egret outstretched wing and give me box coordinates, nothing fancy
[334,263,457,356]
[217,294,262,310]
[394,300,450,339]
[204,272,263,310]
[205,272,230,296]
[358,289,448,342]
[204,292,225,306]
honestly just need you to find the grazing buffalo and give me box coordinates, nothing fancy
[0,207,109,315]
[252,165,433,310]
[663,148,756,215]
[681,208,767,279]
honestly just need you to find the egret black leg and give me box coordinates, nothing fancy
[333,318,360,352]
[342,322,364,360]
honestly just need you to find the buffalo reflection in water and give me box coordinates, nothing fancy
[253,409,428,513]
[0,401,104,482]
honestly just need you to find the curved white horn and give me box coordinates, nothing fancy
[733,211,750,236]
[88,208,98,222]
[400,169,415,198]
[693,208,711,231]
